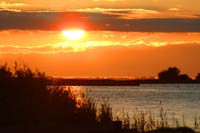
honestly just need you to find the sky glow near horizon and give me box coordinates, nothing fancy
[0,0,200,78]
[0,30,200,54]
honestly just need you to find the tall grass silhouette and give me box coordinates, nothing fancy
[0,63,105,132]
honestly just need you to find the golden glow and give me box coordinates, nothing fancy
[1,30,200,78]
[62,29,85,40]
[64,86,84,107]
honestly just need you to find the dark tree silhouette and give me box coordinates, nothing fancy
[178,74,192,82]
[158,67,180,82]
[158,67,192,83]
[195,73,200,82]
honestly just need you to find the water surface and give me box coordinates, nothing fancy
[74,84,200,128]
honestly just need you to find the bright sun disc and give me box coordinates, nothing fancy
[62,29,85,40]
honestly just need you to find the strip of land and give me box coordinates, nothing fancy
[51,78,200,86]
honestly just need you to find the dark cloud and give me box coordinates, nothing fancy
[0,10,200,32]
[194,14,200,17]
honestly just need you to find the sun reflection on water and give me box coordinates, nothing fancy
[64,86,86,107]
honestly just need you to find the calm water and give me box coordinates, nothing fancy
[73,84,200,128]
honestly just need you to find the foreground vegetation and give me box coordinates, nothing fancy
[0,63,198,132]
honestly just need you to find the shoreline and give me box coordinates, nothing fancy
[50,78,200,86]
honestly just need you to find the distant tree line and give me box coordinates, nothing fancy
[158,67,200,83]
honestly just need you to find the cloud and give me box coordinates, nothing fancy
[0,44,73,54]
[0,1,27,12]
[168,8,181,11]
[0,1,26,7]
[76,8,159,19]
[93,0,126,2]
[194,14,200,17]
[1,38,200,54]
[0,10,200,32]
[0,1,27,11]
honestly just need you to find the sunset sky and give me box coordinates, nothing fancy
[0,0,200,78]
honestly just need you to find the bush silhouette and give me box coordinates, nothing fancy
[195,73,200,82]
[158,67,192,83]
[158,67,180,82]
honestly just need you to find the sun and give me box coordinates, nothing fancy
[62,29,85,40]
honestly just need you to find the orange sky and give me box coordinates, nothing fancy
[0,0,200,78]
[0,30,200,78]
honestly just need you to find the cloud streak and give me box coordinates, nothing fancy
[1,39,200,54]
[0,1,27,11]
[0,43,73,54]
[0,1,26,7]
[168,8,181,11]
[76,8,160,19]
